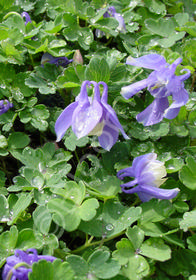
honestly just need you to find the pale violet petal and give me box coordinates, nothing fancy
[164,87,189,119]
[136,97,169,126]
[121,79,148,99]
[72,100,103,139]
[131,153,156,178]
[55,101,78,142]
[102,105,129,139]
[164,108,180,119]
[98,121,119,151]
[117,167,134,179]
[179,69,191,81]
[138,185,179,201]
[126,54,167,70]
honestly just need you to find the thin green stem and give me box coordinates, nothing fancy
[190,71,196,93]
[74,150,80,164]
[3,12,22,20]
[6,262,32,280]
[70,230,125,254]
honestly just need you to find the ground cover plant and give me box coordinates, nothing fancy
[0,0,196,279]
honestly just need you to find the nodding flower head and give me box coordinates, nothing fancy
[41,53,73,67]
[21,12,32,25]
[96,6,126,37]
[121,54,191,126]
[2,249,56,280]
[0,100,13,116]
[55,80,129,151]
[117,153,179,202]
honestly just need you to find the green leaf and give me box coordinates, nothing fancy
[88,249,120,279]
[52,259,74,280]
[47,198,81,231]
[66,255,88,277]
[63,129,89,151]
[8,132,30,150]
[187,234,196,252]
[113,238,135,265]
[0,0,14,10]
[139,199,174,224]
[78,27,94,50]
[126,226,145,250]
[92,17,119,37]
[16,228,42,249]
[0,195,9,221]
[8,193,32,225]
[79,198,99,221]
[29,260,54,280]
[85,57,110,83]
[79,200,142,237]
[145,17,176,37]
[180,210,196,232]
[145,0,166,15]
[121,254,150,280]
[140,238,171,261]
[165,157,184,173]
[33,206,52,235]
[29,259,74,280]
[179,156,196,190]
[0,226,18,266]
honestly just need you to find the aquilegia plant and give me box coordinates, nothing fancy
[2,249,56,280]
[117,153,179,202]
[121,54,190,126]
[55,80,129,151]
[0,100,13,115]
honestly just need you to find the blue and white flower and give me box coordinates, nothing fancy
[117,153,179,202]
[121,54,191,126]
[55,80,129,151]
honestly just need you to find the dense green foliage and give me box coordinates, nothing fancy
[0,0,196,279]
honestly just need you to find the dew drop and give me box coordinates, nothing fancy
[106,223,114,231]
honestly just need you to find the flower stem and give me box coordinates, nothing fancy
[6,262,32,280]
[70,230,125,254]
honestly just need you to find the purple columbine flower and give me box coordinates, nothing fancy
[2,249,56,280]
[104,6,126,32]
[96,6,126,37]
[0,100,13,115]
[21,12,32,25]
[55,80,129,151]
[121,54,191,126]
[41,53,73,67]
[117,153,179,202]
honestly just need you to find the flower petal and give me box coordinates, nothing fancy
[138,185,179,201]
[179,69,191,81]
[164,108,180,119]
[55,101,78,142]
[117,167,134,180]
[121,79,148,99]
[131,153,156,178]
[101,104,129,139]
[114,13,126,32]
[126,54,167,70]
[98,120,119,151]
[136,97,169,126]
[72,100,103,139]
[164,87,189,119]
